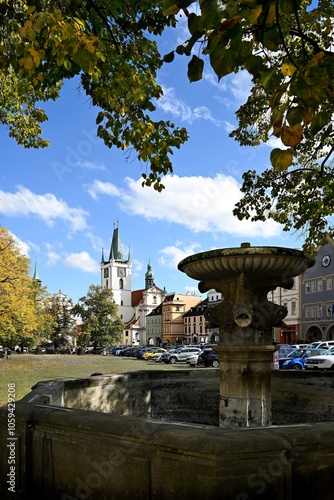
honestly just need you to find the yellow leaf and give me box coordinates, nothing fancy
[281,62,296,77]
[266,4,276,24]
[270,148,292,172]
[281,124,303,147]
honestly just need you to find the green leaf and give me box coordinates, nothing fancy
[163,51,175,63]
[187,55,204,82]
[270,148,293,172]
[286,107,304,127]
[310,110,331,135]
[188,13,202,35]
[63,59,71,71]
[200,0,221,28]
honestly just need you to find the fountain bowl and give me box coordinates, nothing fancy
[178,243,315,281]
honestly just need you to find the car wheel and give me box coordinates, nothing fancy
[292,365,302,370]
[330,364,334,371]
[212,359,219,368]
[169,357,177,364]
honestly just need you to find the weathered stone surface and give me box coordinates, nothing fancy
[1,370,334,499]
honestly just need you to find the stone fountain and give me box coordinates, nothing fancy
[7,244,334,500]
[178,243,315,428]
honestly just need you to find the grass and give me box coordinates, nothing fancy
[0,353,184,407]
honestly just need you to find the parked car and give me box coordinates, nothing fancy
[305,352,334,370]
[276,346,296,358]
[279,348,328,370]
[197,350,219,368]
[186,351,203,366]
[161,347,202,364]
[149,352,166,362]
[289,344,309,349]
[309,340,334,350]
[143,348,167,360]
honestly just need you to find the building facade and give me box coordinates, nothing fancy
[272,276,302,344]
[300,237,334,342]
[100,224,133,324]
[161,293,201,345]
[182,299,209,344]
[146,303,163,346]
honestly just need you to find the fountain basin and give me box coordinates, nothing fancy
[178,244,315,281]
[1,370,334,500]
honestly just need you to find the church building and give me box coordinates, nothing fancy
[100,224,167,344]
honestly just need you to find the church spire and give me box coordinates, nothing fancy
[109,220,123,261]
[32,257,41,283]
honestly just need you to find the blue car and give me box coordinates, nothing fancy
[279,348,328,370]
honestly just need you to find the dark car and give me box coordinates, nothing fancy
[279,348,328,370]
[197,350,219,368]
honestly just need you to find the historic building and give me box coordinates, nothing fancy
[145,303,163,347]
[300,236,334,342]
[182,298,209,344]
[100,223,133,324]
[272,276,302,344]
[101,224,167,344]
[161,293,202,345]
[125,261,167,345]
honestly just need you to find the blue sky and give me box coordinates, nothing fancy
[0,13,303,304]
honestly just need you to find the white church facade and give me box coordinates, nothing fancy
[100,224,167,345]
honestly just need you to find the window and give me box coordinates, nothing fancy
[153,296,157,304]
[305,306,311,318]
[311,281,316,293]
[327,278,333,291]
[317,280,323,292]
[119,278,123,289]
[306,283,310,294]
[291,302,296,316]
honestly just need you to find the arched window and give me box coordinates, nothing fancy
[119,278,123,289]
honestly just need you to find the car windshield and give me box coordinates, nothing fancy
[286,349,306,358]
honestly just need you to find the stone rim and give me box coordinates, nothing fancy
[178,245,315,281]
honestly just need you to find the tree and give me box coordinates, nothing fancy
[30,279,57,347]
[0,0,188,190]
[0,1,333,251]
[0,226,38,346]
[48,290,76,348]
[162,0,334,252]
[72,285,124,347]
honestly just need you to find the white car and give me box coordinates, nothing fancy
[305,353,334,370]
[186,352,202,366]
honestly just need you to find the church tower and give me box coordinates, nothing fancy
[145,260,155,290]
[100,222,134,324]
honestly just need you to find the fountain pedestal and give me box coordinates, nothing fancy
[178,243,314,428]
[216,345,274,427]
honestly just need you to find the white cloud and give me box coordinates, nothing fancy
[85,179,122,201]
[77,161,107,171]
[10,232,30,257]
[64,251,100,273]
[230,72,252,103]
[87,174,281,239]
[156,86,220,125]
[0,186,89,233]
[158,243,202,269]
